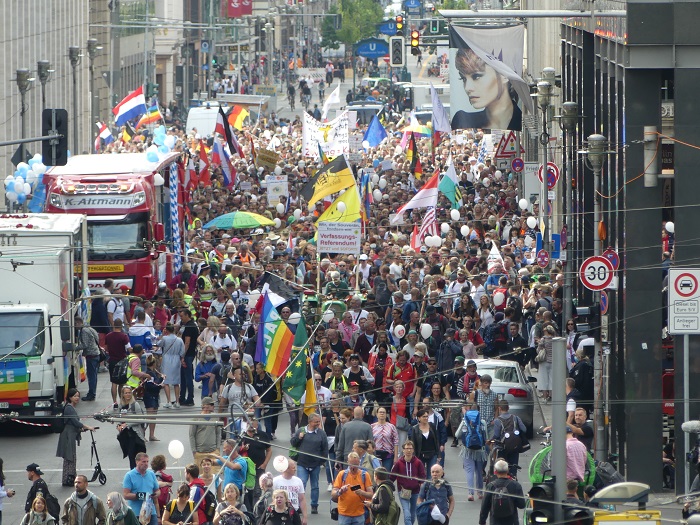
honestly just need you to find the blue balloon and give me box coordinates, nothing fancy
[158,145,170,154]
[17,193,27,204]
[373,159,380,168]
[17,166,28,177]
[28,159,38,167]
[67,150,71,157]
[156,125,166,136]
[146,151,159,162]
[153,134,165,146]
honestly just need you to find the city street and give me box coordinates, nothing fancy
[0,366,551,525]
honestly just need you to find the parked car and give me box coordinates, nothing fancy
[470,358,536,438]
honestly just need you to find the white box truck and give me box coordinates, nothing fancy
[0,213,87,428]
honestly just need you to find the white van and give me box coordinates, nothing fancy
[185,102,227,137]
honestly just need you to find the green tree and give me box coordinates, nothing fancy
[323,0,383,48]
[321,7,341,50]
[441,0,468,8]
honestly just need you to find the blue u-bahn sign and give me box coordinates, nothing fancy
[355,38,389,59]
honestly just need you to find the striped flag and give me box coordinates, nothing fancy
[390,169,440,225]
[477,139,488,164]
[136,99,163,129]
[318,142,330,165]
[227,105,249,130]
[418,206,438,242]
[255,292,295,375]
[438,154,462,207]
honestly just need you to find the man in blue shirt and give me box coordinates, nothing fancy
[213,438,247,491]
[122,453,160,525]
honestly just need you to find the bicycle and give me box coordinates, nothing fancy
[288,92,296,110]
[302,93,311,111]
[484,438,520,484]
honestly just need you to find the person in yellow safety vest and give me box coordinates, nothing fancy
[188,217,202,231]
[197,264,216,301]
[125,344,149,390]
[176,283,199,318]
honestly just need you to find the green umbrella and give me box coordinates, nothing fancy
[203,211,275,230]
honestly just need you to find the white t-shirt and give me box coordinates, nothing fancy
[273,475,305,510]
[107,297,125,323]
[211,333,238,353]
[222,382,258,407]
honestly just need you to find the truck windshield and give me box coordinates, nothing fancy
[0,313,45,357]
[87,216,149,260]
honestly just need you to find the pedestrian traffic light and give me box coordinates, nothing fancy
[41,108,69,167]
[389,36,405,68]
[564,507,593,525]
[396,15,404,36]
[528,483,555,525]
[410,30,420,55]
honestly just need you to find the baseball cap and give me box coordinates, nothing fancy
[407,330,418,335]
[349,381,360,387]
[359,254,368,260]
[118,284,129,292]
[454,356,465,364]
[414,351,425,358]
[466,359,477,367]
[202,397,215,406]
[26,463,44,475]
[200,263,211,271]
[427,357,437,364]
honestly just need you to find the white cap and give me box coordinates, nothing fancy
[158,282,167,289]
[359,254,369,260]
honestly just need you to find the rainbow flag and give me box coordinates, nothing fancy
[318,142,330,165]
[0,359,30,404]
[136,101,163,129]
[255,292,294,376]
[228,105,249,130]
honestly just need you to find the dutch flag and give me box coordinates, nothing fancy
[112,86,147,127]
[95,122,114,152]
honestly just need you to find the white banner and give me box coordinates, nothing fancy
[303,111,350,159]
[266,174,288,207]
[317,222,362,255]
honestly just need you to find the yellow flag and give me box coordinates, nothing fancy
[317,185,362,223]
[300,155,356,207]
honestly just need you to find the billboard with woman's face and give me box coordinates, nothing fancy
[449,25,532,132]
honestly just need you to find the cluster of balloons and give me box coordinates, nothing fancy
[424,235,442,247]
[5,154,47,204]
[369,172,389,202]
[146,125,177,166]
[393,323,433,339]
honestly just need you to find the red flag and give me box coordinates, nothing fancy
[198,140,211,186]
[410,224,421,251]
[226,0,252,18]
[185,154,199,191]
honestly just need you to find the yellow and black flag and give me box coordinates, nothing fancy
[300,154,355,207]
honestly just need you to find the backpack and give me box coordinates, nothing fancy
[156,471,174,509]
[378,484,401,525]
[45,493,61,520]
[53,403,68,434]
[415,499,435,525]
[463,411,485,450]
[200,488,218,521]
[244,457,257,490]
[491,482,515,519]
[500,415,523,453]
[110,357,130,385]
[594,461,624,488]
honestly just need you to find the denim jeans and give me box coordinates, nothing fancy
[381,455,395,471]
[463,456,485,496]
[399,493,418,525]
[421,455,438,478]
[296,464,321,507]
[326,448,337,484]
[338,514,365,525]
[179,356,194,403]
[85,356,99,398]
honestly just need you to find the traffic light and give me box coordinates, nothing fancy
[389,36,405,68]
[410,29,420,55]
[528,483,555,525]
[564,507,593,525]
[41,108,69,167]
[146,82,159,98]
[395,15,404,36]
[429,19,441,33]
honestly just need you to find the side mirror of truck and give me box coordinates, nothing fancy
[60,319,71,342]
[155,223,164,243]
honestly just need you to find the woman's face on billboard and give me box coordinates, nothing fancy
[460,64,506,110]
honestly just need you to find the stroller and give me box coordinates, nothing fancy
[87,429,107,485]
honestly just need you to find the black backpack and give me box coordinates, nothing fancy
[491,481,515,519]
[500,415,523,453]
[110,357,130,385]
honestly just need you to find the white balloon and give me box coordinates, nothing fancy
[665,221,675,234]
[274,166,283,175]
[393,325,406,339]
[168,439,185,459]
[153,173,165,186]
[23,183,31,195]
[493,292,505,307]
[288,312,301,325]
[273,455,289,473]
[33,153,42,162]
[362,140,370,149]
[273,218,282,228]
[276,203,285,214]
[420,323,433,339]
[337,201,347,213]
[26,172,37,185]
[495,170,503,179]
[293,209,302,219]
[164,135,177,149]
[322,309,335,322]
[378,178,387,189]
[519,198,529,210]
[526,216,537,229]
[372,174,380,184]
[440,223,450,234]
[4,176,14,187]
[395,145,403,155]
[373,189,382,201]
[432,235,443,247]
[450,209,460,221]
[13,180,24,193]
[6,191,17,202]
[33,163,46,175]
[483,178,491,187]
[460,225,470,237]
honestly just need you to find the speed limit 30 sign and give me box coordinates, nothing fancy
[580,255,615,291]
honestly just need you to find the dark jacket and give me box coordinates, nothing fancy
[61,491,107,525]
[409,423,440,461]
[290,426,329,469]
[369,481,396,525]
[478,477,525,525]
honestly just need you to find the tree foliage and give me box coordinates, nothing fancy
[321,0,384,49]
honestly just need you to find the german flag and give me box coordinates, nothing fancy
[227,105,249,130]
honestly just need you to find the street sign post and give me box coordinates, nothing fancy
[668,268,700,334]
[579,255,614,291]
[537,162,560,190]
[536,249,550,268]
[603,247,620,270]
[511,157,524,173]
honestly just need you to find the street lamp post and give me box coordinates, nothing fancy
[87,39,101,154]
[264,22,273,84]
[68,46,81,156]
[15,69,34,163]
[585,133,608,462]
[536,74,553,259]
[559,101,578,334]
[37,60,52,111]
